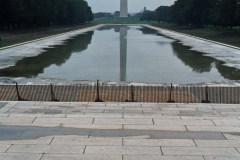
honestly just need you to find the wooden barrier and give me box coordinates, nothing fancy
[0,84,239,104]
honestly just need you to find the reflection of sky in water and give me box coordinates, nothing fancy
[1,26,240,84]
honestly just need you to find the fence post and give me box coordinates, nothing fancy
[50,84,59,102]
[220,87,222,104]
[201,85,210,103]
[95,80,103,102]
[167,83,175,103]
[131,85,134,102]
[15,83,25,101]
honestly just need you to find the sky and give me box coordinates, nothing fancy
[85,0,176,13]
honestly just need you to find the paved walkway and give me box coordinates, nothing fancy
[0,101,240,160]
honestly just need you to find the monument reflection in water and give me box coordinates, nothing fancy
[120,27,127,81]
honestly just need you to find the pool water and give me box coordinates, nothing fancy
[0,25,240,84]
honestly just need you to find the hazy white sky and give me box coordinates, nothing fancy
[85,0,176,13]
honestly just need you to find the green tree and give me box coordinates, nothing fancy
[155,6,171,24]
[235,0,240,25]
[140,11,157,24]
[211,0,237,27]
[171,0,189,25]
[171,0,215,26]
[0,0,93,31]
[86,6,94,22]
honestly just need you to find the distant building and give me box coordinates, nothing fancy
[114,11,120,17]
[120,0,128,17]
[144,7,147,12]
[139,7,147,14]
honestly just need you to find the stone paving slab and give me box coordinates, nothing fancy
[195,140,240,147]
[85,146,162,155]
[0,117,35,124]
[41,154,122,160]
[181,116,239,120]
[41,154,85,160]
[213,119,240,126]
[34,117,93,124]
[7,144,85,153]
[52,137,122,146]
[67,113,122,118]
[124,155,204,160]
[94,118,153,125]
[161,147,240,156]
[0,101,240,160]
[0,137,53,145]
[124,139,195,147]
[9,113,66,118]
[187,126,240,132]
[153,119,214,126]
[0,153,42,160]
[204,156,240,160]
[124,114,180,119]
[124,125,187,131]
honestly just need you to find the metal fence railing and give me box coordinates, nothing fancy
[0,82,239,104]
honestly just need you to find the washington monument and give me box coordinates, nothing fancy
[120,0,128,17]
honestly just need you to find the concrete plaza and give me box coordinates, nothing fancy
[0,101,240,160]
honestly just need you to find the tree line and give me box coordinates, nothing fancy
[0,0,93,31]
[141,0,240,27]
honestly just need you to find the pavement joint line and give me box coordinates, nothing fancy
[176,104,179,108]
[65,108,70,113]
[235,147,240,154]
[160,146,163,155]
[32,117,37,123]
[5,144,13,153]
[88,131,91,138]
[5,105,17,113]
[221,133,227,140]
[39,153,45,160]
[210,105,214,109]
[83,146,87,154]
[193,139,198,147]
[152,119,155,125]
[49,137,54,145]
[211,120,217,126]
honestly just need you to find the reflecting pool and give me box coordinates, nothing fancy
[0,25,240,84]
